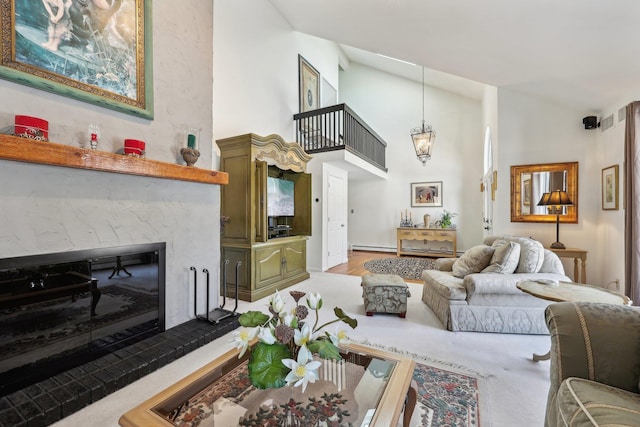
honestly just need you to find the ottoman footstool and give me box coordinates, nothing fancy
[361,273,410,318]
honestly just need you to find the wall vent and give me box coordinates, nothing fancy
[601,114,614,131]
[618,106,626,122]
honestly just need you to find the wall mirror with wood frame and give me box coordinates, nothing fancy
[510,161,578,223]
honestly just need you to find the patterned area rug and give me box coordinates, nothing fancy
[363,257,437,280]
[411,360,479,426]
[356,340,484,427]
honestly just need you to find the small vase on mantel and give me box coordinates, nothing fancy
[423,214,431,228]
[180,147,200,166]
[180,128,201,166]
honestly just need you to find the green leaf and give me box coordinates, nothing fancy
[334,307,358,329]
[308,339,341,361]
[238,311,270,328]
[247,342,291,389]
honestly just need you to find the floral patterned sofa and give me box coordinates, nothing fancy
[421,235,570,334]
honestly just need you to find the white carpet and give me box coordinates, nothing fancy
[51,272,551,427]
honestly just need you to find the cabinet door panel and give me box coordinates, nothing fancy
[255,247,284,289]
[221,153,250,243]
[254,161,267,243]
[290,172,312,236]
[284,241,306,277]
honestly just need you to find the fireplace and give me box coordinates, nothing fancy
[0,243,165,396]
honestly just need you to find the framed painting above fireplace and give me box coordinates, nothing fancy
[0,0,154,119]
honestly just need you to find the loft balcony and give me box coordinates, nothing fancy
[293,104,387,173]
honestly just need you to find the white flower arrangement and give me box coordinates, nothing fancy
[232,289,357,391]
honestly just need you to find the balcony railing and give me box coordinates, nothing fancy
[293,104,387,172]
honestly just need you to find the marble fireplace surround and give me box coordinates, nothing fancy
[0,135,228,330]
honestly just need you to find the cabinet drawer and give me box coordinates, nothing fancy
[398,229,434,239]
[434,230,455,238]
[398,229,416,237]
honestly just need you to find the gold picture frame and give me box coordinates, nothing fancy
[298,55,319,113]
[0,0,153,119]
[602,164,619,210]
[510,161,579,223]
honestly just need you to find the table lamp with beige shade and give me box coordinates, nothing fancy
[537,190,573,249]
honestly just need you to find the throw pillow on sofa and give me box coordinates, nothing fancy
[452,244,495,278]
[514,238,545,273]
[482,240,520,274]
[485,235,545,273]
[539,249,565,275]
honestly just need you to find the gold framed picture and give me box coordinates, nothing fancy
[602,164,619,210]
[0,0,153,118]
[298,55,319,113]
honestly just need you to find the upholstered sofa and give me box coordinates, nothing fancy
[545,302,640,427]
[421,235,570,334]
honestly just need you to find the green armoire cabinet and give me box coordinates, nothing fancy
[218,134,312,301]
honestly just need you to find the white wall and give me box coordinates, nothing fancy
[340,63,484,253]
[594,104,627,289]
[0,1,217,329]
[493,89,601,283]
[212,0,342,165]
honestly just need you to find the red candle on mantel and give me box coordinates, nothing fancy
[15,115,49,140]
[124,139,146,155]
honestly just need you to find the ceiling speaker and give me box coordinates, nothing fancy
[582,116,599,129]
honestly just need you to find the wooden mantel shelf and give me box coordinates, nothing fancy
[0,134,228,185]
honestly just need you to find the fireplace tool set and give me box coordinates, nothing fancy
[191,260,241,324]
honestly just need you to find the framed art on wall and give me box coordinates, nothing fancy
[411,181,442,207]
[0,0,153,119]
[602,164,619,210]
[298,55,319,113]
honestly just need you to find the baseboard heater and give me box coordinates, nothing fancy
[351,245,396,253]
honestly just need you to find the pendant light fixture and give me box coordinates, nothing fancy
[410,67,436,165]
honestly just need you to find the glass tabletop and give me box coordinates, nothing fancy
[150,347,397,427]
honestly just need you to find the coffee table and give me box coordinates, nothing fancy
[517,280,631,361]
[119,342,416,427]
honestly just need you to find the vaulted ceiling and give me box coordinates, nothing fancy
[269,0,640,112]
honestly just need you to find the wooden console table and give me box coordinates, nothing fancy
[396,227,457,257]
[548,248,587,283]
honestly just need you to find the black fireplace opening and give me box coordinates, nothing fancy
[0,243,166,397]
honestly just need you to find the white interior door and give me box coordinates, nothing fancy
[326,166,347,269]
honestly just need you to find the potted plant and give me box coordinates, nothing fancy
[435,209,457,228]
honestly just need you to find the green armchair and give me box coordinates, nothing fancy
[544,302,640,426]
